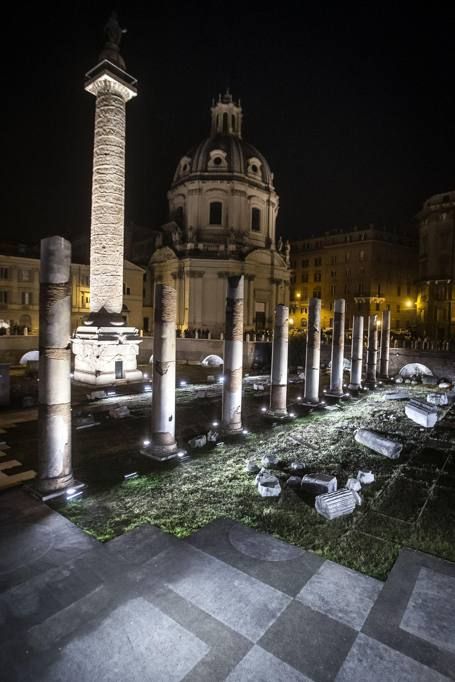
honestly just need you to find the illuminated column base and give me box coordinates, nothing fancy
[72,325,142,386]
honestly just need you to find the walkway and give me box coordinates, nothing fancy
[0,489,454,681]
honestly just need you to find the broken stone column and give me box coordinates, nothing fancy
[222,275,244,433]
[365,315,378,387]
[328,298,345,396]
[146,285,178,460]
[380,310,391,378]
[349,315,364,390]
[405,399,438,428]
[268,304,289,415]
[304,297,321,404]
[315,489,357,520]
[355,428,402,459]
[37,237,74,494]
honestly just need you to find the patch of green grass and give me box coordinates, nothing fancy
[61,388,455,580]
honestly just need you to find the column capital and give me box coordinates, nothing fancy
[85,61,137,101]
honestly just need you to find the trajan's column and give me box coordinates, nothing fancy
[72,14,142,385]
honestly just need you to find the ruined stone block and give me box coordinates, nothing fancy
[405,400,438,428]
[355,428,402,459]
[315,489,356,520]
[301,473,337,495]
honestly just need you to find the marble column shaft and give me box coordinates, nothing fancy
[304,297,321,403]
[380,310,391,377]
[329,299,345,395]
[38,237,73,493]
[269,304,289,414]
[86,77,135,315]
[350,315,364,389]
[150,285,178,455]
[366,315,378,386]
[222,275,244,432]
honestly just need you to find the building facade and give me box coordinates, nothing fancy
[148,92,290,336]
[290,225,418,332]
[417,190,455,342]
[0,247,144,335]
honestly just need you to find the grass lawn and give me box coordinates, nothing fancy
[60,384,455,581]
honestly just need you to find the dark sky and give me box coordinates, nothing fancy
[4,2,455,244]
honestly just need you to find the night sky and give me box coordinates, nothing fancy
[4,2,455,245]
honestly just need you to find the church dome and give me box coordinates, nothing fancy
[172,91,274,188]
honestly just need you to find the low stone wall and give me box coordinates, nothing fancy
[0,335,39,365]
[1,335,453,380]
[139,337,264,371]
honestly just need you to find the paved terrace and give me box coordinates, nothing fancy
[1,489,454,681]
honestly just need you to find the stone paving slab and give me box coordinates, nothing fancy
[297,560,383,631]
[400,567,455,655]
[106,523,179,565]
[363,548,455,680]
[1,489,455,681]
[336,633,450,681]
[186,518,324,596]
[138,582,252,682]
[259,600,357,682]
[146,542,291,642]
[0,495,99,592]
[226,645,314,681]
[39,597,210,682]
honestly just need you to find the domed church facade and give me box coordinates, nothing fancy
[149,91,290,336]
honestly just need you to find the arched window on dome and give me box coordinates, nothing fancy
[222,113,229,134]
[209,201,223,225]
[231,115,236,133]
[251,207,261,232]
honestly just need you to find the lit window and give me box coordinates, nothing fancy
[0,268,8,280]
[21,292,32,305]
